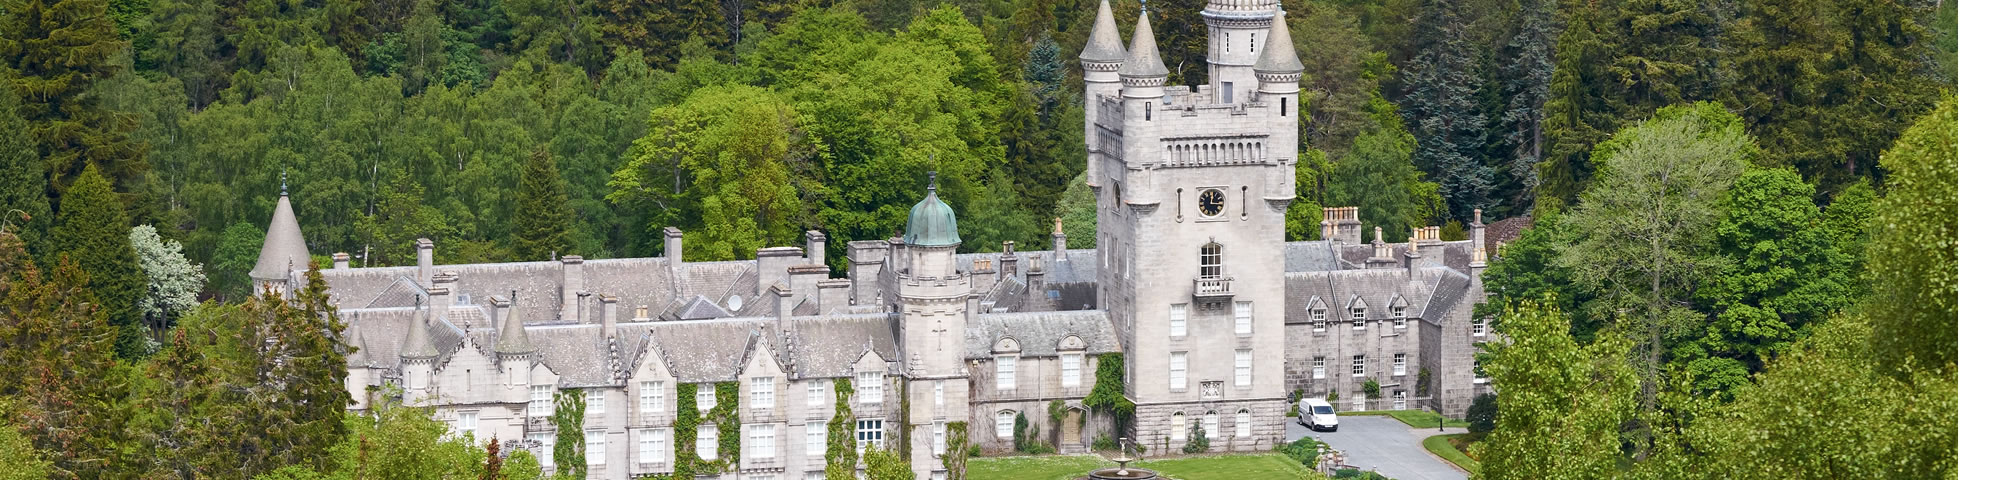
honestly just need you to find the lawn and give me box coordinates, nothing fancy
[1345,409,1470,429]
[968,453,1313,480]
[1422,433,1480,475]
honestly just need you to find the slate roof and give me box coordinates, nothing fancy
[1079,0,1126,63]
[786,314,899,378]
[1253,10,1304,74]
[1119,11,1169,78]
[1282,264,1473,327]
[966,310,1120,359]
[249,193,311,281]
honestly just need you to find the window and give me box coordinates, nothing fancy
[1250,33,1257,53]
[1223,32,1230,54]
[457,410,478,437]
[1393,304,1408,329]
[1474,355,1489,384]
[1393,353,1407,376]
[1169,352,1188,390]
[1234,349,1252,387]
[1203,411,1220,439]
[750,376,775,409]
[529,432,554,466]
[1199,244,1222,278]
[858,372,883,404]
[1351,355,1365,377]
[1235,409,1252,438]
[1310,304,1327,332]
[586,429,606,465]
[857,419,884,450]
[807,473,827,480]
[1393,391,1408,410]
[1234,301,1252,335]
[932,421,947,457]
[1312,356,1326,379]
[935,382,945,409]
[1281,97,1289,117]
[639,428,667,463]
[1222,81,1234,104]
[1472,317,1488,337]
[585,389,604,414]
[529,385,553,417]
[640,381,666,413]
[996,411,1016,440]
[1145,102,1152,121]
[1352,393,1366,411]
[697,383,717,411]
[1169,303,1188,337]
[1062,353,1083,388]
[1350,302,1367,329]
[1170,413,1187,442]
[997,356,1017,390]
[697,424,719,460]
[745,423,776,459]
[808,379,828,406]
[807,421,828,457]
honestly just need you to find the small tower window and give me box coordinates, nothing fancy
[1224,33,1230,54]
[1145,102,1152,121]
[1251,33,1257,53]
[1199,243,1222,279]
[1281,98,1288,117]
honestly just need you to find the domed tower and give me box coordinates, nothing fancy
[1203,0,1279,105]
[896,172,971,476]
[249,173,310,295]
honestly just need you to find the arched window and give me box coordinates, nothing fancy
[1204,411,1220,439]
[1199,243,1222,279]
[1170,412,1187,442]
[997,410,1017,441]
[1235,409,1252,437]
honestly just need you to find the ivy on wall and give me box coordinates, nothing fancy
[944,421,969,480]
[553,389,587,479]
[1081,353,1135,435]
[899,378,912,461]
[826,378,858,480]
[671,382,740,480]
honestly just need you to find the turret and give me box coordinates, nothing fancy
[1255,7,1303,163]
[495,292,535,394]
[1204,0,1279,104]
[249,173,310,294]
[898,173,971,377]
[1120,8,1169,100]
[1081,0,1125,189]
[399,304,439,398]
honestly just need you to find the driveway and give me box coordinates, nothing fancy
[1286,415,1468,480]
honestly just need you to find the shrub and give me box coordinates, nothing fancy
[1181,423,1209,454]
[1362,379,1381,399]
[1092,434,1119,452]
[1466,393,1497,434]
[1281,437,1325,468]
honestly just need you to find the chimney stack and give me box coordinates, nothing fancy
[999,241,1018,279]
[599,295,619,339]
[1368,227,1397,269]
[664,227,684,269]
[489,294,513,331]
[561,255,584,322]
[1335,207,1362,244]
[774,285,795,336]
[332,252,350,269]
[807,230,827,266]
[426,286,450,326]
[416,238,435,288]
[1052,217,1068,261]
[1470,209,1488,266]
[432,272,460,325]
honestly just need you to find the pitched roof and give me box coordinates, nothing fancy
[1119,10,1169,78]
[1079,0,1126,63]
[249,193,311,280]
[966,310,1120,359]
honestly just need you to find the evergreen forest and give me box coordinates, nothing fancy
[0,0,1958,478]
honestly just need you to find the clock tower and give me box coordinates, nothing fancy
[1083,0,1302,451]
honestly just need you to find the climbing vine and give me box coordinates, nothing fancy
[671,382,740,480]
[899,378,912,461]
[1082,353,1135,435]
[826,378,858,480]
[1416,367,1432,397]
[553,389,586,479]
[944,421,969,480]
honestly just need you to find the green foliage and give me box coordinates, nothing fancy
[0,413,52,480]
[1,0,147,190]
[1464,393,1496,434]
[944,421,969,480]
[0,233,130,479]
[209,222,263,299]
[1333,467,1392,480]
[510,148,578,261]
[52,164,148,357]
[1299,95,1442,241]
[1471,297,1636,480]
[863,444,916,480]
[1054,173,1096,249]
[1414,367,1431,397]
[611,84,810,261]
[1864,96,1955,375]
[671,382,740,478]
[1361,379,1380,399]
[356,170,460,266]
[130,224,205,331]
[1081,352,1133,435]
[1280,437,1325,469]
[1179,422,1209,454]
[553,389,586,479]
[826,378,858,480]
[1400,1,1493,220]
[0,92,52,258]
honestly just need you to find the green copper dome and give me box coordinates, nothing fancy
[904,173,962,247]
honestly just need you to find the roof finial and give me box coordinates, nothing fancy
[281,168,289,196]
[927,171,938,193]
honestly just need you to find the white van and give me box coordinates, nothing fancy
[1297,398,1339,432]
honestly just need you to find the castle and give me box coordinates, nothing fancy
[250,1,1495,478]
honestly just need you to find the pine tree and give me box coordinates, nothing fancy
[0,93,52,259]
[0,233,132,479]
[511,148,577,261]
[1495,0,1557,213]
[0,0,148,191]
[1400,0,1493,221]
[1535,2,1616,208]
[50,164,147,358]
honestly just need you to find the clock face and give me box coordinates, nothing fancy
[1197,189,1225,217]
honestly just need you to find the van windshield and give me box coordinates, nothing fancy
[1312,406,1333,414]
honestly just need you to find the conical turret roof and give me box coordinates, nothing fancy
[249,184,311,281]
[400,308,439,359]
[1080,0,1126,63]
[496,299,535,355]
[1118,10,1169,78]
[1255,9,1304,74]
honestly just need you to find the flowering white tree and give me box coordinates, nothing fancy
[131,225,206,330]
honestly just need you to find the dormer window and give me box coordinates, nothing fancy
[1199,243,1222,279]
[1392,301,1408,329]
[1349,299,1367,330]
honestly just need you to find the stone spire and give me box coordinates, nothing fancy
[1119,7,1169,80]
[1079,0,1126,63]
[249,178,311,283]
[400,304,439,359]
[1254,8,1304,75]
[496,292,535,355]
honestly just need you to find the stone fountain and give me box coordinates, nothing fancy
[1085,437,1158,480]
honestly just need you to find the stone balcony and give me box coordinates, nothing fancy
[1193,276,1234,301]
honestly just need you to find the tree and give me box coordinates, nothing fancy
[862,444,916,480]
[610,84,810,261]
[0,93,52,259]
[0,414,53,480]
[51,164,148,357]
[1535,1,1615,207]
[1315,95,1443,241]
[355,170,457,266]
[1493,0,1556,213]
[551,388,586,479]
[1478,210,1600,340]
[1559,102,1748,431]
[1471,297,1636,480]
[143,0,226,107]
[191,264,350,476]
[130,225,205,332]
[1399,0,1493,219]
[0,0,148,191]
[510,148,578,261]
[0,233,132,479]
[1864,96,1954,375]
[209,222,264,299]
[1055,173,1096,250]
[1464,393,1496,434]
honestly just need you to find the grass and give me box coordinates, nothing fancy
[1422,433,1481,475]
[1344,409,1471,429]
[967,453,1313,480]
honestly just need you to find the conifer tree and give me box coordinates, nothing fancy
[1494,0,1556,213]
[511,148,577,261]
[1535,2,1616,208]
[50,164,147,358]
[0,94,52,259]
[0,233,132,479]
[0,0,147,191]
[1400,0,1493,220]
